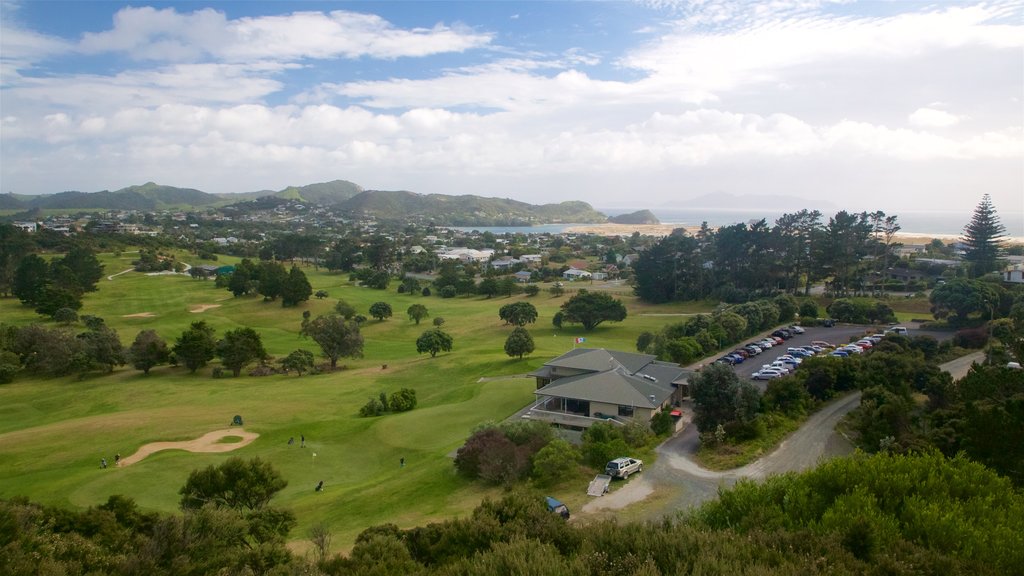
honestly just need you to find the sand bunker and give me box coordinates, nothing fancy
[118,428,259,467]
[190,304,221,313]
[123,312,155,318]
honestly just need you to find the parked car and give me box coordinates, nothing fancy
[545,496,570,520]
[752,368,784,380]
[744,344,762,355]
[732,349,750,359]
[788,325,806,334]
[605,457,643,479]
[821,319,836,327]
[771,336,785,345]
[831,350,849,357]
[765,363,791,374]
[772,329,792,339]
[812,340,833,348]
[758,339,775,349]
[716,356,737,365]
[727,353,745,364]
[885,326,908,335]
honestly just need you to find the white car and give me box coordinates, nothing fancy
[842,345,864,354]
[758,339,775,349]
[752,368,783,380]
[765,362,791,374]
[788,325,806,334]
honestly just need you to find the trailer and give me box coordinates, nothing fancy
[587,474,612,496]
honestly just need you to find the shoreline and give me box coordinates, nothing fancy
[563,223,1024,245]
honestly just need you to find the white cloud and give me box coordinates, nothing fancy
[908,107,963,128]
[78,7,492,63]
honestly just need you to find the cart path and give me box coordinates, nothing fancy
[117,428,259,467]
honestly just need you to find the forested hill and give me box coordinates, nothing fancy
[338,190,608,225]
[1,180,615,225]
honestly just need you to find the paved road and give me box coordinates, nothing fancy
[582,328,966,519]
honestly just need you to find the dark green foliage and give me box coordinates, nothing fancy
[930,278,1002,325]
[580,421,631,468]
[300,314,364,369]
[477,277,499,298]
[216,327,267,377]
[498,301,538,326]
[128,329,169,374]
[559,289,626,330]
[334,299,357,319]
[799,300,819,318]
[962,194,1007,278]
[689,363,761,437]
[179,456,287,512]
[0,350,21,383]
[281,266,312,306]
[359,397,386,417]
[256,260,288,300]
[416,328,453,357]
[228,258,257,296]
[826,297,896,324]
[315,289,329,299]
[523,284,539,296]
[503,326,535,359]
[34,286,82,317]
[530,438,581,487]
[11,323,84,376]
[762,376,810,417]
[12,253,49,306]
[280,349,315,375]
[172,320,217,373]
[432,316,445,326]
[636,331,655,353]
[388,388,417,412]
[455,422,552,485]
[53,307,79,325]
[369,301,393,321]
[407,303,429,324]
[649,410,674,436]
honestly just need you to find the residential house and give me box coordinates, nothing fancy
[563,268,592,281]
[526,348,691,430]
[520,254,543,265]
[13,221,37,233]
[1005,266,1024,284]
[491,257,520,270]
[513,270,533,283]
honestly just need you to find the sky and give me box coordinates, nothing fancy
[1,0,1022,223]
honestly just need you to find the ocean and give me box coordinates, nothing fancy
[453,208,1024,238]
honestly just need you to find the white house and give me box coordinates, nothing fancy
[563,268,592,281]
[1005,266,1024,284]
[13,221,37,233]
[438,248,494,263]
[520,254,543,264]
[491,257,520,270]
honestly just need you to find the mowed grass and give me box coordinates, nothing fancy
[0,252,700,550]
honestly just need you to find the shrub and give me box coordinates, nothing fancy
[953,327,989,349]
[439,285,457,298]
[388,388,417,412]
[432,317,445,326]
[359,398,386,417]
[650,410,675,436]
[421,287,431,297]
[531,438,581,487]
[523,285,539,297]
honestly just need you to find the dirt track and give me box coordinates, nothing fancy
[117,428,258,467]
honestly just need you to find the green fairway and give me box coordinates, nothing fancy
[0,254,700,549]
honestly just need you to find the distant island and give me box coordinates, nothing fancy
[608,209,660,225]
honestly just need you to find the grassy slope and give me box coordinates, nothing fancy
[0,251,704,550]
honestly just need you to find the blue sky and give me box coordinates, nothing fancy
[1,1,1022,227]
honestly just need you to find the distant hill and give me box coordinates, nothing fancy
[2,180,608,225]
[609,209,660,225]
[339,190,608,226]
[273,180,363,204]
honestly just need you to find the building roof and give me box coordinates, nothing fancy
[533,348,690,408]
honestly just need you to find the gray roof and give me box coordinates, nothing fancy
[545,348,655,374]
[533,348,690,407]
[535,367,673,409]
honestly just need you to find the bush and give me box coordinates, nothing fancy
[388,388,417,412]
[211,367,226,378]
[799,301,819,318]
[421,287,431,297]
[650,410,675,436]
[798,315,818,327]
[359,398,386,417]
[953,327,989,349]
[439,285,457,298]
[523,285,539,297]
[531,438,581,487]
[432,317,445,326]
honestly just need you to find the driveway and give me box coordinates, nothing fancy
[580,330,967,519]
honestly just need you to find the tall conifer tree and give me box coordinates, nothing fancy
[962,194,1006,278]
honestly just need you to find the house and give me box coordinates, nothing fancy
[490,257,520,270]
[1005,266,1024,284]
[525,348,691,430]
[513,270,533,283]
[895,244,928,257]
[438,248,493,263]
[520,254,543,265]
[591,272,608,281]
[887,267,928,282]
[563,268,592,281]
[13,221,37,233]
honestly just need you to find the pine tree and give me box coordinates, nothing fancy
[962,194,1006,278]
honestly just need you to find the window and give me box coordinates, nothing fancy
[618,405,634,417]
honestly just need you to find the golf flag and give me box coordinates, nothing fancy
[575,337,586,344]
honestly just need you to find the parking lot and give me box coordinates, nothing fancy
[714,323,930,389]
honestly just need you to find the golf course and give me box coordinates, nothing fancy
[0,250,705,551]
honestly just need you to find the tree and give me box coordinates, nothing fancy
[77,324,126,373]
[12,324,84,376]
[524,284,540,297]
[300,314,364,369]
[34,286,82,318]
[962,194,1007,278]
[173,321,217,373]
[216,327,267,377]
[256,261,288,301]
[53,307,79,325]
[477,277,499,298]
[369,301,393,321]
[179,457,287,512]
[228,259,257,296]
[549,283,564,297]
[280,266,312,307]
[930,279,999,325]
[314,289,329,299]
[689,363,761,435]
[559,289,627,331]
[0,224,34,297]
[498,301,538,326]
[54,245,104,294]
[504,327,535,359]
[388,388,418,412]
[334,299,357,319]
[531,438,581,487]
[416,328,453,357]
[407,304,429,325]
[128,329,170,374]
[12,254,50,306]
[281,349,315,376]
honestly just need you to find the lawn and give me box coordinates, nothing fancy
[0,252,699,550]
